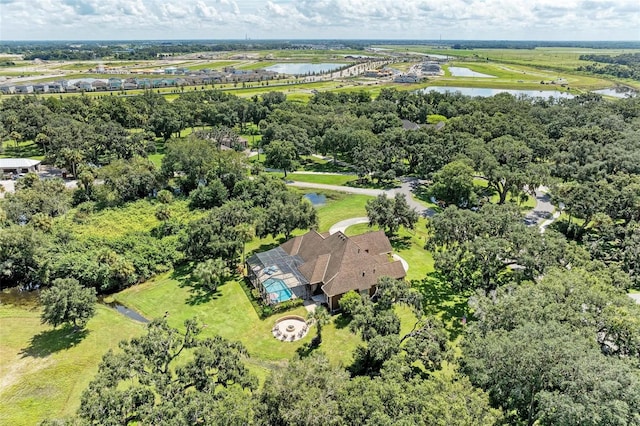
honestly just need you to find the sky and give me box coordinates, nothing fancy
[0,0,639,41]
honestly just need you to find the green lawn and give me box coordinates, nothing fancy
[0,303,144,426]
[271,172,358,186]
[0,140,44,160]
[314,192,374,232]
[113,272,361,372]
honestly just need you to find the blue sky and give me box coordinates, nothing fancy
[0,0,638,41]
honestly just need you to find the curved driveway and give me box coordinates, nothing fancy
[288,177,435,217]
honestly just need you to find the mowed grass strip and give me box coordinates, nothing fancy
[270,171,357,186]
[0,304,144,426]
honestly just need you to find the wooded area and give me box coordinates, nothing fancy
[1,86,639,425]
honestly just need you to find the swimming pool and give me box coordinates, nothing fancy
[263,278,293,304]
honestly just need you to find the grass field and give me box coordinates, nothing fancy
[0,140,44,160]
[0,303,145,426]
[60,198,199,241]
[271,172,358,186]
[314,192,373,232]
[378,45,640,91]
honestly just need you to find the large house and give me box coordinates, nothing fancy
[247,230,406,311]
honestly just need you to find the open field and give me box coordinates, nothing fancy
[1,44,638,100]
[0,303,145,426]
[0,140,45,160]
[379,45,640,90]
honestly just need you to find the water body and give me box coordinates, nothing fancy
[264,63,345,75]
[304,192,327,206]
[420,86,574,99]
[0,287,149,323]
[448,67,496,78]
[593,88,638,98]
[104,301,149,323]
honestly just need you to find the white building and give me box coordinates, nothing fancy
[0,158,42,175]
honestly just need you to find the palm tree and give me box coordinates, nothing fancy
[193,258,229,292]
[307,306,330,346]
[234,223,255,266]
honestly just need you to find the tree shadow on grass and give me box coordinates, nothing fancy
[412,273,471,341]
[295,336,321,358]
[333,314,352,330]
[174,264,222,306]
[390,235,412,251]
[20,326,89,358]
[254,241,280,254]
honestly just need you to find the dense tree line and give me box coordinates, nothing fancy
[2,40,361,60]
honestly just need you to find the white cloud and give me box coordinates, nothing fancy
[0,0,638,40]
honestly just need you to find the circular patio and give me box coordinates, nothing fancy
[272,315,309,342]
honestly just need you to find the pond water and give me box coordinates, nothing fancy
[304,193,327,206]
[104,301,149,323]
[592,88,638,98]
[419,86,574,99]
[448,67,496,78]
[1,287,149,323]
[264,63,345,75]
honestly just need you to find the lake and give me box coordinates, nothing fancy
[419,86,574,99]
[448,67,496,78]
[264,63,345,75]
[593,88,638,98]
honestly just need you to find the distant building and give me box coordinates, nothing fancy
[108,78,123,90]
[0,158,42,175]
[48,83,63,93]
[394,74,420,83]
[14,85,33,94]
[92,80,108,91]
[421,62,443,76]
[33,84,48,93]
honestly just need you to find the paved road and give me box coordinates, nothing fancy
[524,186,560,232]
[288,177,435,217]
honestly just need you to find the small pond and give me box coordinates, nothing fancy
[264,63,345,75]
[419,86,574,99]
[304,193,327,206]
[104,301,149,323]
[592,88,638,98]
[448,67,496,78]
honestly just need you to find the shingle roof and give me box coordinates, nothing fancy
[281,230,406,297]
